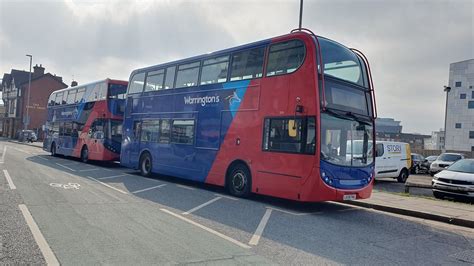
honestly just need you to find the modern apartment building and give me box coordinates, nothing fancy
[444,59,474,152]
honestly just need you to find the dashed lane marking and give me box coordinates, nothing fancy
[0,145,7,163]
[19,204,60,266]
[97,174,128,180]
[131,184,167,194]
[160,208,251,249]
[267,206,321,216]
[3,169,16,190]
[249,208,273,246]
[183,197,222,215]
[85,176,128,194]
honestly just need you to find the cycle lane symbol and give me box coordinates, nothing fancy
[49,183,81,190]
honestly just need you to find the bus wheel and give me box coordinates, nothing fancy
[397,168,408,183]
[227,163,251,198]
[51,143,57,157]
[81,146,89,163]
[139,152,152,177]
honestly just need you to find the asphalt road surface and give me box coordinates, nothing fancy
[1,140,474,265]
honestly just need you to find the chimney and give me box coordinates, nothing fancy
[33,64,45,78]
[71,80,78,87]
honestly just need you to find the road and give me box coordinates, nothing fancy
[1,140,473,265]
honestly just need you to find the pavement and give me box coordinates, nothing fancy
[1,139,474,264]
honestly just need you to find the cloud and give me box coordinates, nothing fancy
[1,0,473,134]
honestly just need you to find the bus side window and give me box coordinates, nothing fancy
[133,121,142,141]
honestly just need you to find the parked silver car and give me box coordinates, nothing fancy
[432,159,474,201]
[429,153,464,176]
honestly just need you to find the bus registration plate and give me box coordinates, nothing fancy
[343,194,356,201]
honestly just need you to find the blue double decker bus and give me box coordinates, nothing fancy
[121,29,376,202]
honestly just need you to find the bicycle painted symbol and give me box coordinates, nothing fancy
[49,183,81,190]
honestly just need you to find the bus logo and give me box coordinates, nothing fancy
[225,91,241,105]
[184,95,220,107]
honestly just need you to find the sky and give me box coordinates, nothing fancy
[0,0,473,134]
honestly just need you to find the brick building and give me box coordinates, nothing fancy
[1,65,67,139]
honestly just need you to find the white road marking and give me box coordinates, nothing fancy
[55,163,76,172]
[18,204,60,266]
[36,156,49,161]
[214,193,239,201]
[97,174,127,180]
[49,183,81,190]
[160,208,251,249]
[86,176,128,194]
[249,208,273,246]
[132,184,167,194]
[267,206,318,216]
[61,162,80,166]
[176,184,195,190]
[12,147,32,155]
[183,197,222,215]
[0,145,7,163]
[78,168,99,172]
[3,169,16,190]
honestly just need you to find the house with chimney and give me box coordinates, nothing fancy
[1,64,67,139]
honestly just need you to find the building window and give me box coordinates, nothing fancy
[455,81,462,87]
[470,131,474,139]
[460,93,466,99]
[472,91,474,99]
[469,101,474,109]
[455,123,462,128]
[472,146,474,152]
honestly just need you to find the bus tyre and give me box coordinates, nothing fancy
[397,168,408,183]
[51,143,57,157]
[227,164,251,198]
[139,152,152,177]
[81,146,89,163]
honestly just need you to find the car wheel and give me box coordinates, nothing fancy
[397,169,409,183]
[139,152,152,177]
[430,172,435,177]
[81,146,89,163]
[227,163,252,198]
[433,191,445,200]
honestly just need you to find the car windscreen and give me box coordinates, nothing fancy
[447,160,474,174]
[438,154,462,162]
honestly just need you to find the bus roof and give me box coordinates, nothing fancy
[128,30,341,78]
[51,78,127,94]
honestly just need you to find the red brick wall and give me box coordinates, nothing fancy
[20,75,67,135]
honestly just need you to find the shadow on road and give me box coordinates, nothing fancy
[24,153,473,265]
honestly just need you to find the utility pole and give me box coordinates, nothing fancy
[443,86,451,152]
[299,0,303,30]
[25,54,32,131]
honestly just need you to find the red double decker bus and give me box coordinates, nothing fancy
[43,79,127,162]
[121,29,376,202]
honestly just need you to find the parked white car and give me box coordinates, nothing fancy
[432,159,474,201]
[429,153,464,176]
[375,141,412,183]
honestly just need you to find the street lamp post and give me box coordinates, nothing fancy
[443,86,451,152]
[298,0,303,30]
[25,54,32,131]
